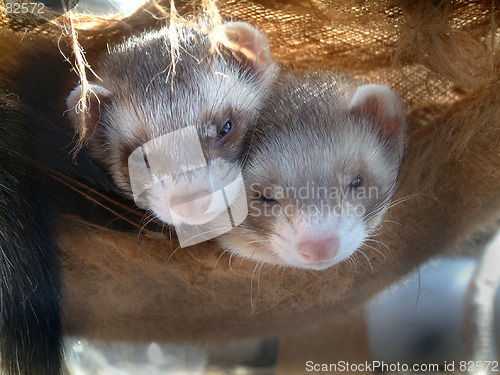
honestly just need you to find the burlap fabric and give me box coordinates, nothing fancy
[0,0,498,343]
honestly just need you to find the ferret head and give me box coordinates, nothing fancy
[67,21,277,227]
[217,73,406,270]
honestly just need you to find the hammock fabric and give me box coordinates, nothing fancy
[0,0,498,345]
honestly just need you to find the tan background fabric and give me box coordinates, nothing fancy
[0,0,499,343]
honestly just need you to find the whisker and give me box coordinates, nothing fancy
[163,242,183,266]
[138,214,157,238]
[386,193,436,210]
[381,219,411,231]
[363,243,387,260]
[364,238,391,255]
[249,255,263,313]
[310,265,339,282]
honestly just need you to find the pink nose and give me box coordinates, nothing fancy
[169,191,212,219]
[298,237,339,263]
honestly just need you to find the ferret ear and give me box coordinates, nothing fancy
[211,22,275,75]
[349,84,405,138]
[66,83,112,138]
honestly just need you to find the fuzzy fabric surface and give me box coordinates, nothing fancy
[1,0,498,344]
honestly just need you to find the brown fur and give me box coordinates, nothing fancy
[1,0,499,344]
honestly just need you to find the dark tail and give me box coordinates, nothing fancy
[0,32,117,372]
[0,92,116,374]
[0,100,63,374]
[0,165,63,374]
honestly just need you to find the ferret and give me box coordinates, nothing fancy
[0,19,276,375]
[66,20,278,228]
[217,72,406,271]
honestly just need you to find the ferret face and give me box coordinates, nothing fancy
[67,21,277,227]
[217,73,406,270]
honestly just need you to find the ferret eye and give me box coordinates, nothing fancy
[259,196,278,205]
[217,121,232,140]
[254,192,278,205]
[349,175,363,189]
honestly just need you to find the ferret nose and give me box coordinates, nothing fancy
[169,191,212,220]
[298,237,339,263]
